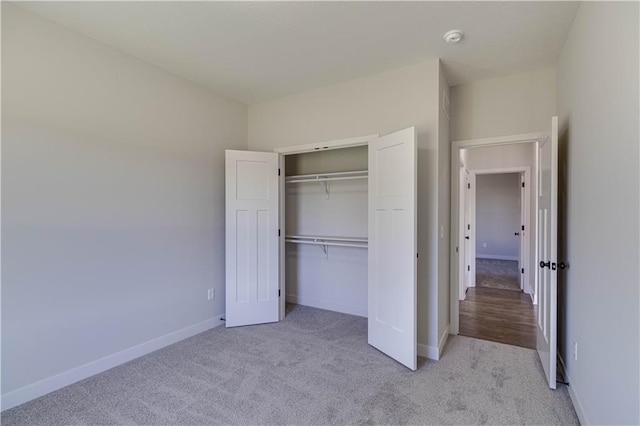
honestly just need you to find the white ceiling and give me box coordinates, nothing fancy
[15,1,580,105]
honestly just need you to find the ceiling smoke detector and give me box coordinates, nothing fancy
[444,29,464,44]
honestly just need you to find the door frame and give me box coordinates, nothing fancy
[467,166,532,296]
[449,132,547,335]
[273,134,378,320]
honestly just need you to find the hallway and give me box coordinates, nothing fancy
[459,286,536,349]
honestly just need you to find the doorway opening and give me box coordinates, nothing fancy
[450,119,559,389]
[459,168,535,348]
[475,172,525,293]
[449,133,545,348]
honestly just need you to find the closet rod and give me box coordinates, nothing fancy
[287,170,367,179]
[285,235,367,243]
[286,175,367,184]
[285,239,368,249]
[285,170,368,184]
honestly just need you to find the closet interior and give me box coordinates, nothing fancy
[284,145,369,317]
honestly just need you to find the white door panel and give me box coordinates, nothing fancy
[536,117,558,389]
[368,127,417,370]
[463,172,472,292]
[226,150,280,327]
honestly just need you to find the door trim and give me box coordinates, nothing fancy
[449,132,547,335]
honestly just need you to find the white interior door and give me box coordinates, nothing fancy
[368,127,417,370]
[225,150,280,327]
[463,172,472,292]
[537,117,558,389]
[519,173,526,290]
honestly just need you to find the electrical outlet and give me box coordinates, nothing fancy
[573,341,578,360]
[207,288,214,301]
[483,242,488,248]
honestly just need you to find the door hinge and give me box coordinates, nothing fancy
[522,225,525,231]
[278,289,281,297]
[416,253,419,258]
[456,246,459,253]
[467,183,471,189]
[467,265,470,271]
[278,229,281,237]
[522,182,525,188]
[467,224,470,230]
[278,168,281,176]
[521,268,524,274]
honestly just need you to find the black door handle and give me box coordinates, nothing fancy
[514,232,520,236]
[465,236,470,240]
[540,261,550,268]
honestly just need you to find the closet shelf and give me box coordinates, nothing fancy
[285,234,368,249]
[285,170,368,184]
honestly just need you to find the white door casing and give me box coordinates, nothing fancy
[368,127,417,371]
[536,117,558,389]
[225,150,280,327]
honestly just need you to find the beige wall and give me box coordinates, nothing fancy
[450,67,556,141]
[2,3,247,402]
[556,2,639,424]
[249,60,449,356]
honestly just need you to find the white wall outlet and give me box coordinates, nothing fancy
[573,340,578,360]
[207,288,214,301]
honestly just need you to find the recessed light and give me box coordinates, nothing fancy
[444,29,464,44]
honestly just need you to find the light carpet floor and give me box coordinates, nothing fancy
[2,304,578,425]
[476,258,521,291]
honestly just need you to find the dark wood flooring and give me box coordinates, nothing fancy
[459,287,536,349]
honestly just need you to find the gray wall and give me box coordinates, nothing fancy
[2,4,247,397]
[450,67,556,141]
[556,2,639,424]
[248,59,450,356]
[475,174,520,259]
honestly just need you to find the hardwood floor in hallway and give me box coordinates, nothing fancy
[459,287,536,349]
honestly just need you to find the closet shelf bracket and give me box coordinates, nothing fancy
[323,181,330,199]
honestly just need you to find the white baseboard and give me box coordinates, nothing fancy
[476,254,519,261]
[438,325,450,359]
[417,343,437,360]
[417,326,450,361]
[566,372,590,425]
[1,314,225,412]
[286,294,366,318]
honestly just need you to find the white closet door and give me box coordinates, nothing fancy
[536,117,558,389]
[225,150,280,327]
[368,127,417,370]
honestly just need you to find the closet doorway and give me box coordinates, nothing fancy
[225,128,418,370]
